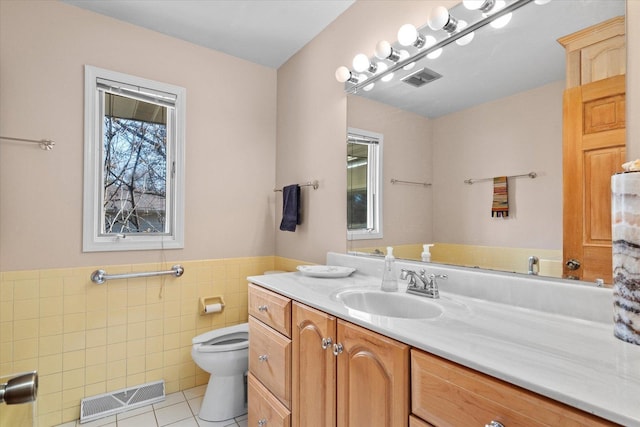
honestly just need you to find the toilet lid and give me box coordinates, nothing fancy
[192,323,249,353]
[194,332,248,353]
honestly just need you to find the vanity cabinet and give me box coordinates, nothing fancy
[250,282,614,427]
[410,349,616,427]
[248,288,410,427]
[291,301,409,427]
[248,284,292,427]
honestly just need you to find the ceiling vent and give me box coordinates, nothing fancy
[401,67,442,88]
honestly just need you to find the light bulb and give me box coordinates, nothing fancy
[398,24,418,47]
[427,6,455,31]
[534,0,551,4]
[352,53,372,73]
[455,20,474,46]
[363,82,375,92]
[463,0,496,12]
[375,41,392,59]
[463,0,485,10]
[335,66,353,83]
[403,62,416,71]
[376,62,394,82]
[490,12,511,28]
[485,0,511,28]
[424,35,442,59]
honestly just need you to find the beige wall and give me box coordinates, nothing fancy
[347,95,433,250]
[0,1,277,272]
[432,80,563,250]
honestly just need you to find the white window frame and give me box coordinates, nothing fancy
[83,65,186,252]
[347,127,383,241]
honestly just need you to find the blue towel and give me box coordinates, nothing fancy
[279,184,301,232]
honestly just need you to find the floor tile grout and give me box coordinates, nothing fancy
[62,386,246,427]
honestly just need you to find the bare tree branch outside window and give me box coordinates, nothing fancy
[102,93,168,234]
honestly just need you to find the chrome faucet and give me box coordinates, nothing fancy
[400,268,447,299]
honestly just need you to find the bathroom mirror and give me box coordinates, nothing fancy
[346,0,626,279]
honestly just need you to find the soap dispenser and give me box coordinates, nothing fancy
[381,246,398,292]
[421,244,434,262]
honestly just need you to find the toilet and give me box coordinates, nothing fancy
[191,323,249,422]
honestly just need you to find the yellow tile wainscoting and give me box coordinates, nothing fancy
[0,256,307,427]
[357,243,563,278]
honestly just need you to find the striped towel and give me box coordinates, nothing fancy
[491,176,509,217]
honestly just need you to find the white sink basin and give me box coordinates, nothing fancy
[334,289,443,319]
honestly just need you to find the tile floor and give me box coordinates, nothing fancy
[55,385,247,427]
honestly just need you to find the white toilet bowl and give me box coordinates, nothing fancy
[191,323,249,422]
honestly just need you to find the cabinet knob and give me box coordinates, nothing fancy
[332,343,343,356]
[485,421,504,427]
[258,354,269,362]
[321,337,333,350]
[257,305,268,312]
[258,419,267,426]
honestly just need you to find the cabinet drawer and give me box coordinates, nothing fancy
[411,349,615,427]
[249,283,292,337]
[248,373,291,427]
[249,316,291,408]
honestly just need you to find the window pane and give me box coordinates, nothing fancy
[102,92,168,235]
[347,141,369,230]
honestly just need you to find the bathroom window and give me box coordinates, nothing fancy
[347,128,383,240]
[83,66,185,251]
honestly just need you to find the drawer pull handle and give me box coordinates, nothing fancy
[257,305,268,312]
[485,422,504,427]
[258,419,267,426]
[321,337,333,350]
[332,343,343,356]
[258,354,269,362]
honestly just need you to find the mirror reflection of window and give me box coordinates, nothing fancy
[83,66,185,252]
[347,128,383,240]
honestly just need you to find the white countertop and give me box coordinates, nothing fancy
[248,258,640,426]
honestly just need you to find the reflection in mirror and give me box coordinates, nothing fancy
[347,128,383,240]
[346,0,626,280]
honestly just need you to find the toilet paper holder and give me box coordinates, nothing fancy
[199,296,226,315]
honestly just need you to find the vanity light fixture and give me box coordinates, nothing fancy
[455,20,475,46]
[336,0,533,92]
[375,40,402,62]
[425,35,443,59]
[353,53,378,73]
[427,6,459,34]
[488,0,512,29]
[463,0,497,13]
[398,24,427,48]
[335,66,360,84]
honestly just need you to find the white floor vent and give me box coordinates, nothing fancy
[80,380,165,424]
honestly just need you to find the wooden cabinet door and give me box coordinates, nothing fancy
[563,74,626,283]
[292,302,336,427]
[336,320,409,427]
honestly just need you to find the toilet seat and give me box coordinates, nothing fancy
[192,323,248,353]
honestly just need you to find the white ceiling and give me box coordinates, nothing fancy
[62,0,355,69]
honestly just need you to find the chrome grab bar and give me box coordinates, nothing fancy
[90,264,184,284]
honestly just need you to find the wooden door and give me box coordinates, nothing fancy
[292,302,337,427]
[336,320,409,427]
[563,74,626,283]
